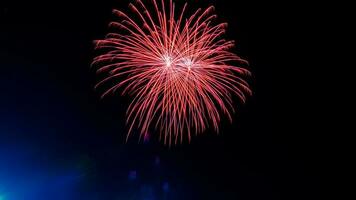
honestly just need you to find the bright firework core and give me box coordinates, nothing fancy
[93,0,252,145]
[162,55,193,72]
[163,54,173,68]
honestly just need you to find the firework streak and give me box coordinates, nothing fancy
[92,0,252,145]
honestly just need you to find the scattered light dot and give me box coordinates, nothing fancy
[162,182,169,192]
[154,156,160,166]
[128,170,137,181]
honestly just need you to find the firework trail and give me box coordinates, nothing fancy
[93,0,252,145]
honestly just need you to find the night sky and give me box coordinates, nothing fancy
[1,0,323,199]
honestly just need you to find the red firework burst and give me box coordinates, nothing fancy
[93,0,252,145]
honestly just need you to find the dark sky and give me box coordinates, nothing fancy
[0,0,323,199]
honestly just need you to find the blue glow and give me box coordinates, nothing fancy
[0,139,83,200]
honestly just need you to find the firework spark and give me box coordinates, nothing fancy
[93,0,252,145]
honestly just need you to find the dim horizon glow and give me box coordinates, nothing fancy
[93,0,252,145]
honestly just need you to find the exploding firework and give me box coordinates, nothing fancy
[92,0,252,145]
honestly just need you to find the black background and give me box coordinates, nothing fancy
[0,0,324,199]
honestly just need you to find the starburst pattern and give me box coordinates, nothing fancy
[92,0,252,145]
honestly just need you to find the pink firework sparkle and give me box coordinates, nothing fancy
[93,0,252,145]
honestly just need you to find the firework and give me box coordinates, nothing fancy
[93,0,251,145]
